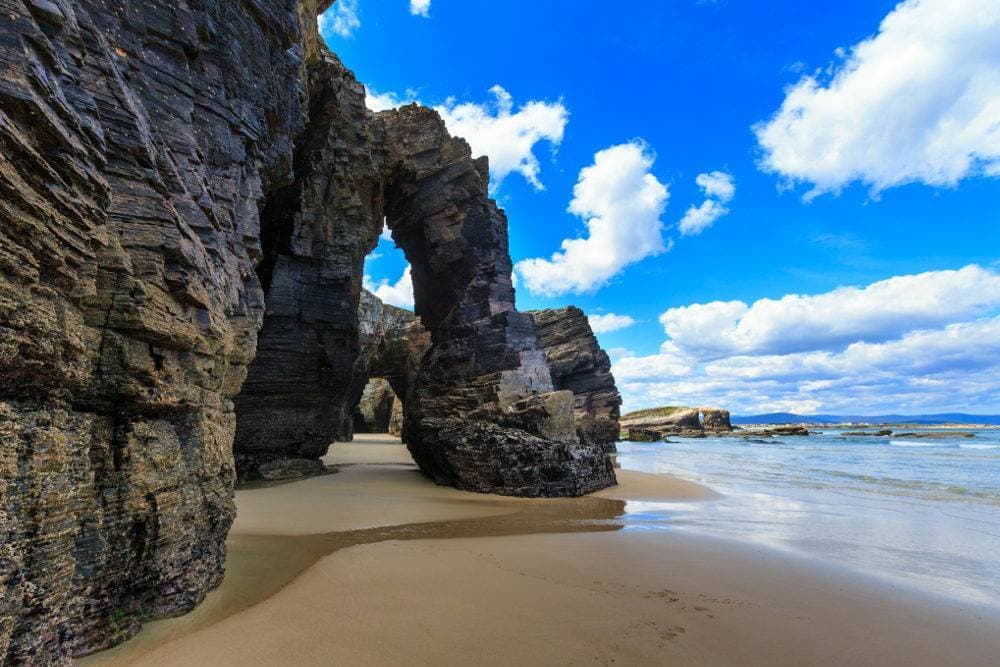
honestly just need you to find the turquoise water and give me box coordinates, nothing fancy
[616,428,1000,609]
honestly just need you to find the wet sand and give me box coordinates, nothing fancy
[82,435,1000,666]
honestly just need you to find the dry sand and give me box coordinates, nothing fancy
[81,435,1000,666]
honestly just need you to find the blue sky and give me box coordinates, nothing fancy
[320,0,1000,414]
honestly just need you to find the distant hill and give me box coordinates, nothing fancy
[731,413,1000,425]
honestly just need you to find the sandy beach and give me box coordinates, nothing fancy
[81,435,1000,666]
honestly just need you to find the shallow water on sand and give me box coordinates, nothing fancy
[616,428,1000,609]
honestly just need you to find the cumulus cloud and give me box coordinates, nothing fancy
[679,171,734,236]
[755,0,1000,197]
[515,141,669,296]
[614,265,1000,414]
[588,313,637,334]
[318,0,360,38]
[410,0,430,17]
[435,85,568,190]
[365,87,415,113]
[364,266,414,309]
[659,265,1000,359]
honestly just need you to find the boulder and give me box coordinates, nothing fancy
[528,307,623,452]
[700,408,733,432]
[625,428,663,442]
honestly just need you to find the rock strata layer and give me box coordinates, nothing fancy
[1,0,309,660]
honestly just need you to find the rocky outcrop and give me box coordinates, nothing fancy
[353,378,398,433]
[621,407,702,437]
[528,307,622,452]
[621,406,734,438]
[1,1,616,660]
[700,408,732,432]
[1,0,308,660]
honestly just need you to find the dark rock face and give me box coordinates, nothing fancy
[233,49,380,479]
[623,428,663,442]
[528,307,622,452]
[413,417,615,497]
[0,0,309,660]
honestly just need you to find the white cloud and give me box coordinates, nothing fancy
[678,199,728,237]
[318,0,360,38]
[588,313,636,334]
[410,0,430,17]
[695,171,735,202]
[755,0,1000,197]
[364,266,414,309]
[678,170,735,236]
[614,265,1000,414]
[515,141,669,296]
[659,265,1000,359]
[435,85,568,190]
[365,87,415,113]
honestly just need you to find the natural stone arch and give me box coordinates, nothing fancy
[375,106,615,496]
[347,289,430,438]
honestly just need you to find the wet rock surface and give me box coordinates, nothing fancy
[529,307,622,453]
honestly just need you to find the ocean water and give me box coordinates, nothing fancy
[616,428,1000,609]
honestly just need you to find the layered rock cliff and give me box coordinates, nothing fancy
[0,1,620,660]
[233,49,380,478]
[1,0,307,660]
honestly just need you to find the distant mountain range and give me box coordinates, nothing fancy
[731,412,1000,425]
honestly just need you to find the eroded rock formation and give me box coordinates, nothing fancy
[621,406,734,440]
[375,107,615,497]
[0,1,620,660]
[529,307,622,452]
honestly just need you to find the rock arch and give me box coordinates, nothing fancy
[233,83,617,495]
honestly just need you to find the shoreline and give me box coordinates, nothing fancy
[81,435,1000,666]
